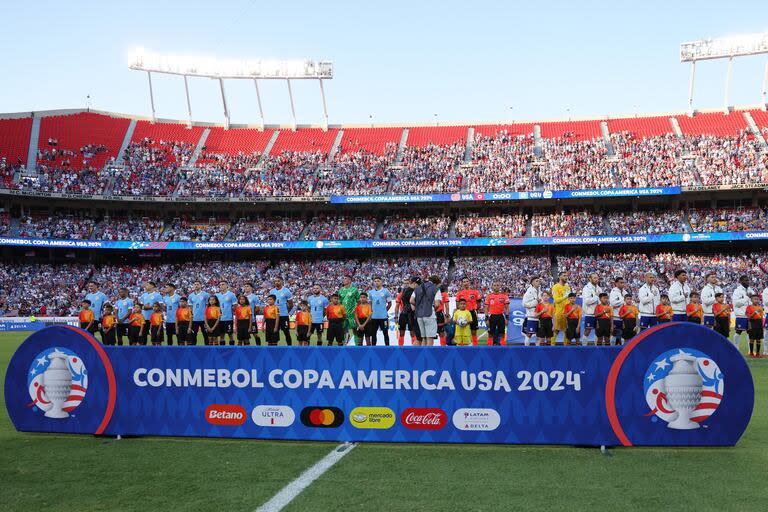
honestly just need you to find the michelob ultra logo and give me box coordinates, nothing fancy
[349,407,396,429]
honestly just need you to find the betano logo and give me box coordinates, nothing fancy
[300,406,344,428]
[205,404,247,426]
[452,408,501,431]
[252,405,295,427]
[349,407,395,429]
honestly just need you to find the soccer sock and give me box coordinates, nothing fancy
[500,337,507,346]
[398,335,404,346]
[353,334,360,346]
[757,339,763,354]
[523,335,531,347]
[472,334,478,346]
[749,340,755,355]
[731,332,740,348]
[487,336,493,346]
[439,334,446,346]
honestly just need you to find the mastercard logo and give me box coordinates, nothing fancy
[300,406,344,428]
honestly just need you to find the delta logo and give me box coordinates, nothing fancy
[401,408,447,430]
[252,405,295,427]
[300,406,344,428]
[349,407,395,429]
[205,404,247,426]
[451,408,501,431]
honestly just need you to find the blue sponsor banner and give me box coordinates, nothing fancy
[331,187,680,204]
[0,322,46,331]
[4,324,753,446]
[1,227,766,251]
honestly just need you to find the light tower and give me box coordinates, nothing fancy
[128,49,334,130]
[680,32,768,115]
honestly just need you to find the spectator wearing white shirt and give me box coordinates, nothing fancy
[522,277,542,347]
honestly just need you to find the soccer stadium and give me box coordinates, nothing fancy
[1,2,768,511]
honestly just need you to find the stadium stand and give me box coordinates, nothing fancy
[0,117,32,172]
[37,112,130,170]
[606,115,673,138]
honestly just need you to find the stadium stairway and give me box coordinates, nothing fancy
[384,168,397,193]
[258,131,280,166]
[533,125,542,157]
[297,220,312,241]
[327,130,344,163]
[744,111,767,146]
[525,215,533,236]
[115,119,137,165]
[670,116,683,137]
[448,216,457,238]
[25,116,41,173]
[373,218,385,238]
[395,129,409,164]
[682,209,694,233]
[445,258,456,284]
[8,216,21,235]
[601,211,612,234]
[600,121,615,156]
[171,171,187,198]
[187,128,210,167]
[464,127,474,161]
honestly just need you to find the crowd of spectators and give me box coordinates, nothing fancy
[227,217,305,241]
[91,217,164,241]
[451,255,553,298]
[381,214,451,239]
[17,215,95,239]
[556,253,658,298]
[110,138,192,196]
[304,215,377,240]
[0,213,10,235]
[607,209,687,235]
[684,132,768,186]
[37,143,109,169]
[466,132,534,192]
[314,145,397,196]
[537,137,614,190]
[689,207,768,233]
[160,219,229,242]
[241,151,325,197]
[455,212,527,238]
[610,133,692,187]
[392,142,464,194]
[530,210,606,237]
[16,166,108,195]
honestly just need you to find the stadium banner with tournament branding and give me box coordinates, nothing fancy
[4,324,753,446]
[330,186,681,203]
[1,228,767,251]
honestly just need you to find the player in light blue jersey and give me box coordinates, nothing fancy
[216,280,238,346]
[187,280,210,345]
[139,281,163,345]
[307,284,329,345]
[243,282,264,345]
[84,281,108,340]
[269,277,294,345]
[367,277,392,346]
[113,287,134,346]
[162,283,181,345]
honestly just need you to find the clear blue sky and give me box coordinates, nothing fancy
[1,1,766,126]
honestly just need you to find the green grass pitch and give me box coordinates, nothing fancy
[0,331,766,512]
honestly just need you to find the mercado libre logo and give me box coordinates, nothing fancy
[300,406,344,428]
[27,347,88,419]
[644,348,724,430]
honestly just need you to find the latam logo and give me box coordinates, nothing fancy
[205,404,247,426]
[452,408,501,431]
[27,347,88,419]
[400,408,447,430]
[349,407,395,429]
[252,405,295,427]
[300,406,344,428]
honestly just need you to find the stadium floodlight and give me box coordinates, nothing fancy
[128,48,333,130]
[679,33,768,115]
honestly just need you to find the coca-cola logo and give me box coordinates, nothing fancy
[400,408,447,430]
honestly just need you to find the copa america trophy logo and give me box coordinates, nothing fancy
[644,348,723,430]
[27,347,88,419]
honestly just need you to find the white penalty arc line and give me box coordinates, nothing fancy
[254,442,357,512]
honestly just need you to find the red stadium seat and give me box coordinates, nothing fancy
[37,112,130,170]
[406,126,468,147]
[269,128,339,155]
[676,111,748,136]
[0,117,32,167]
[539,120,602,141]
[606,116,673,137]
[339,127,403,155]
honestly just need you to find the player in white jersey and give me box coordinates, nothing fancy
[580,273,601,345]
[700,272,722,329]
[668,270,691,322]
[522,277,542,347]
[609,277,629,345]
[732,275,755,348]
[638,272,661,330]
